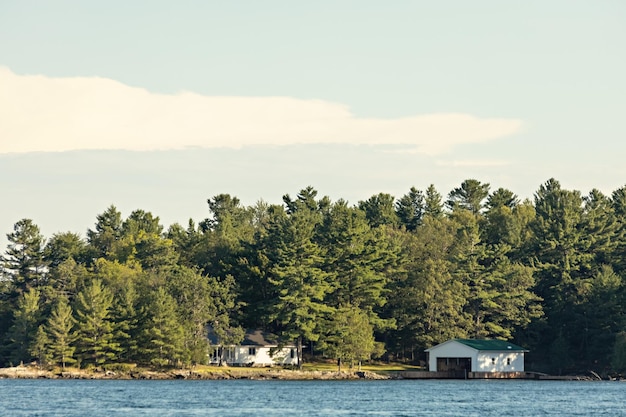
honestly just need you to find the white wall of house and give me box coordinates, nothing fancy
[210,346,298,366]
[426,340,477,372]
[475,351,524,372]
[235,346,298,366]
[426,340,525,372]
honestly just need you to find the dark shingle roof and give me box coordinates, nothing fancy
[241,330,279,346]
[207,327,287,347]
[455,339,527,351]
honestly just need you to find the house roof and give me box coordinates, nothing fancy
[208,328,293,347]
[426,338,528,352]
[241,330,280,346]
[455,339,527,351]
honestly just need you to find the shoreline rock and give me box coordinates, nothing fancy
[0,365,390,381]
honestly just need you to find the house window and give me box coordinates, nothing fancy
[248,347,256,355]
[491,357,496,365]
[506,358,511,366]
[290,348,295,359]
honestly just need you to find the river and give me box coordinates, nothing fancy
[0,379,624,416]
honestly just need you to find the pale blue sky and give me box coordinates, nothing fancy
[1,1,625,243]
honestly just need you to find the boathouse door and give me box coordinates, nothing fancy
[436,357,471,372]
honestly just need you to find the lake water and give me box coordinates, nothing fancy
[0,379,624,416]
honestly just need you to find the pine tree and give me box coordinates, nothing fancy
[87,205,123,261]
[166,266,214,366]
[267,191,332,367]
[110,282,140,363]
[30,325,51,367]
[45,297,77,369]
[446,179,490,214]
[73,279,117,366]
[395,187,425,231]
[424,184,444,219]
[136,287,184,367]
[358,193,399,228]
[318,202,391,329]
[5,288,42,364]
[2,219,47,295]
[321,306,377,371]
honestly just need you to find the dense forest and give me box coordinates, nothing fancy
[1,178,626,375]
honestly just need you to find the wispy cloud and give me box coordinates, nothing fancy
[0,67,523,155]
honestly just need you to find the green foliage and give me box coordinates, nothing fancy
[5,288,42,364]
[136,287,184,367]
[3,219,47,295]
[87,205,123,261]
[321,306,378,370]
[1,180,625,374]
[446,179,490,214]
[73,279,117,366]
[318,202,392,330]
[45,297,77,368]
[612,332,626,373]
[395,187,425,231]
[44,232,88,268]
[424,184,444,219]
[358,192,399,228]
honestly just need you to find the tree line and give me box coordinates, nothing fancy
[1,178,625,375]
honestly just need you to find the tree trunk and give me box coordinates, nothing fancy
[297,336,303,370]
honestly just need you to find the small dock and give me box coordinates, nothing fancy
[395,371,589,380]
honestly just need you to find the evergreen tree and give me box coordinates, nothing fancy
[2,219,47,295]
[424,184,444,218]
[582,189,620,268]
[385,216,466,358]
[610,186,626,274]
[73,279,117,366]
[166,266,215,365]
[45,297,77,369]
[43,232,88,268]
[44,257,88,301]
[446,179,490,214]
[110,281,140,363]
[5,288,42,365]
[207,274,244,364]
[612,331,626,373]
[30,325,51,367]
[166,219,202,269]
[321,306,377,371]
[137,287,184,366]
[318,201,391,329]
[358,193,399,228]
[87,205,123,261]
[485,188,519,210]
[237,204,285,330]
[528,179,588,369]
[395,187,425,231]
[267,191,332,367]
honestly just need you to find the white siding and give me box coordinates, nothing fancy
[426,340,478,372]
[475,352,524,372]
[232,346,297,366]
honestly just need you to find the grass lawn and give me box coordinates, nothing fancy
[189,361,422,375]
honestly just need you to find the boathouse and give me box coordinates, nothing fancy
[425,339,528,373]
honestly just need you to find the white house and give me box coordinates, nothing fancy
[425,339,528,373]
[209,329,298,367]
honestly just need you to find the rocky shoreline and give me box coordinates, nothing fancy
[0,365,390,381]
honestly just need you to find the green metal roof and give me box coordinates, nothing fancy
[455,339,527,351]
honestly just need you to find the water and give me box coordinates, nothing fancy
[0,379,624,416]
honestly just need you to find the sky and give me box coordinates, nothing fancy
[1,0,625,245]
